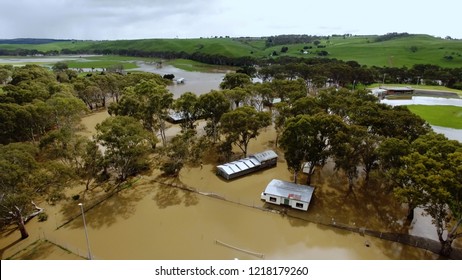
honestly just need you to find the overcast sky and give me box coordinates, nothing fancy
[1,0,461,40]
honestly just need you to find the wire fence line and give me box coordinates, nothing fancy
[40,231,96,260]
[57,185,126,230]
[52,178,461,260]
[154,179,462,259]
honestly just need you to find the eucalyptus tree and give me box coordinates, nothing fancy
[0,143,39,239]
[270,78,306,103]
[223,88,250,109]
[173,92,200,131]
[392,133,462,257]
[95,116,157,181]
[197,90,230,143]
[280,113,345,184]
[46,92,88,130]
[246,82,274,112]
[109,80,173,146]
[219,106,271,157]
[330,125,366,193]
[0,143,73,239]
[219,72,252,90]
[0,66,12,85]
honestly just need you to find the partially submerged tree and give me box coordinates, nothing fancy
[392,133,462,257]
[219,106,271,157]
[219,72,252,90]
[95,116,157,181]
[109,80,173,145]
[173,92,200,131]
[0,143,39,239]
[0,141,78,239]
[280,113,345,184]
[197,90,230,143]
[331,125,366,193]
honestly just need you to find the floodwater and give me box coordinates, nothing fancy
[0,59,448,260]
[381,96,462,143]
[0,118,436,260]
[381,96,462,107]
[0,55,100,65]
[132,63,226,98]
[0,56,224,98]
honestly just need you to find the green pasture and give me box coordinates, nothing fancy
[2,35,462,68]
[168,58,236,72]
[325,35,462,68]
[407,105,462,129]
[63,57,138,70]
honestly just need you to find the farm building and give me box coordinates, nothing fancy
[216,150,278,180]
[261,179,315,211]
[380,86,414,96]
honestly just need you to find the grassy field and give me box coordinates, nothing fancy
[168,58,236,72]
[63,55,139,69]
[407,105,462,129]
[2,34,462,68]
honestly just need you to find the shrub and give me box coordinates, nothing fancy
[37,212,48,222]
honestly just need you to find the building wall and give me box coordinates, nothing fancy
[261,194,308,211]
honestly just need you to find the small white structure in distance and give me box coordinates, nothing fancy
[261,179,315,211]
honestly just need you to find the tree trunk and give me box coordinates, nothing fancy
[306,173,311,185]
[406,206,414,222]
[306,165,315,185]
[348,180,354,193]
[15,208,29,239]
[439,238,454,257]
[363,166,371,187]
[85,177,92,191]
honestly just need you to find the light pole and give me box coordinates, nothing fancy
[78,203,92,260]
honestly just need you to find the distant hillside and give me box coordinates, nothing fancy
[1,34,462,68]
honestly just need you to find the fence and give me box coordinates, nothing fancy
[154,179,462,259]
[40,231,97,260]
[47,178,461,260]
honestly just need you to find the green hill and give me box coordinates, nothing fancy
[1,34,462,68]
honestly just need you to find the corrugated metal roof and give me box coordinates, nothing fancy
[217,158,262,175]
[238,159,257,168]
[248,158,260,166]
[380,86,414,91]
[252,150,278,162]
[217,165,234,175]
[234,161,249,171]
[263,179,314,203]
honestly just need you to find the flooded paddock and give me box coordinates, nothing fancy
[0,123,438,260]
[0,58,455,259]
[2,177,434,260]
[133,63,226,98]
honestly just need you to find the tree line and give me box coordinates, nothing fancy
[2,42,462,90]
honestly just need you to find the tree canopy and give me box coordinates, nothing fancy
[219,106,271,157]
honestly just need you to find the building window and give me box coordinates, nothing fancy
[269,197,277,202]
[296,202,304,208]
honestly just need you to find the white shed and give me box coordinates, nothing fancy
[216,150,278,180]
[261,179,315,211]
[216,157,261,180]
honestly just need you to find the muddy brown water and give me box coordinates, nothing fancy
[0,112,436,260]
